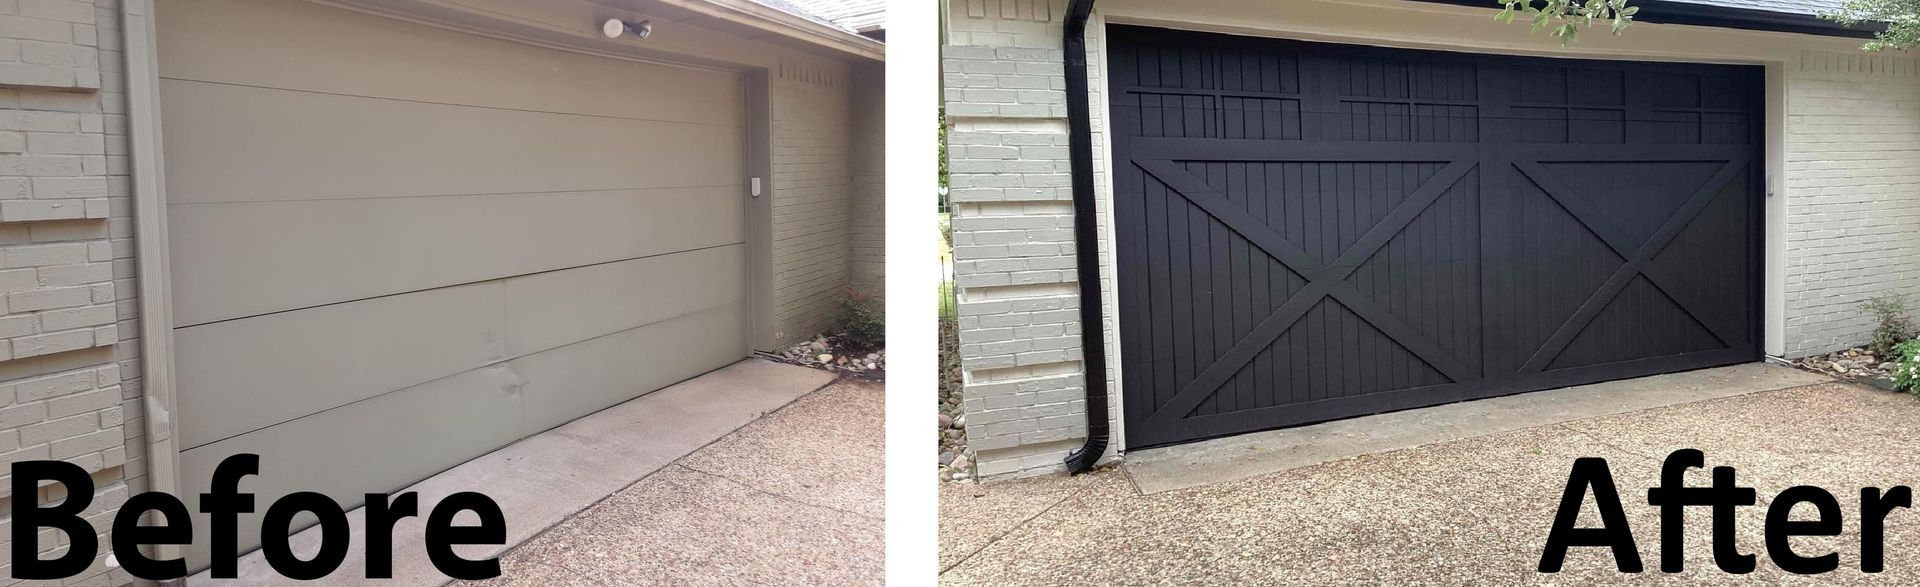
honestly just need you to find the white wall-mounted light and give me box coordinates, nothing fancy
[602,18,652,39]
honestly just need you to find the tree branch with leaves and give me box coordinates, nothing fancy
[1824,0,1920,51]
[1497,0,1918,51]
[1495,0,1639,44]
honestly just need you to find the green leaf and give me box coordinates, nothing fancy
[1496,0,1654,45]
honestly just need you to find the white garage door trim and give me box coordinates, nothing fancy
[1077,4,1822,454]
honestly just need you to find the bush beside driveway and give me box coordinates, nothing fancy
[940,382,1920,585]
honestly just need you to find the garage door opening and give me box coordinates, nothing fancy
[1107,26,1764,448]
[158,0,750,568]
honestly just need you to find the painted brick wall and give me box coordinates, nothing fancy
[0,0,142,585]
[771,56,856,346]
[945,0,1124,479]
[1782,50,1920,358]
[850,61,885,305]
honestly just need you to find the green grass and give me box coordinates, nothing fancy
[939,281,956,320]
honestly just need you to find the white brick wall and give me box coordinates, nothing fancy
[945,0,1127,479]
[1782,49,1920,358]
[0,1,140,584]
[0,0,103,92]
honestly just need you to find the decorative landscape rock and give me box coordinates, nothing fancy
[763,334,885,379]
[939,317,971,482]
[1796,345,1900,390]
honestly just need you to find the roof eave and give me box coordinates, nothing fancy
[669,0,885,60]
[838,12,887,33]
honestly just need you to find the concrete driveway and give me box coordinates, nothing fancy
[940,382,1920,585]
[467,377,884,586]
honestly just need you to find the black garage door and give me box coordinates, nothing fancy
[1109,27,1763,448]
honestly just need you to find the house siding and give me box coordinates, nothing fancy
[945,0,1920,479]
[1782,50,1920,358]
[0,0,141,585]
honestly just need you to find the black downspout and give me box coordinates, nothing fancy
[1062,0,1107,475]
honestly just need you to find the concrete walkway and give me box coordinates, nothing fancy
[941,381,1920,585]
[190,359,842,585]
[467,378,884,586]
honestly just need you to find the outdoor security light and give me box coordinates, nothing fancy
[602,18,652,39]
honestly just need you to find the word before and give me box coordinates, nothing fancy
[1539,448,1911,575]
[11,454,506,581]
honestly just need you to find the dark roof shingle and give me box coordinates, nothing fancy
[749,0,884,33]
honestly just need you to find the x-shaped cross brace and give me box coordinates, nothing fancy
[1135,159,1476,428]
[1512,158,1746,373]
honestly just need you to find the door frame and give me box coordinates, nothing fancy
[1090,15,1777,451]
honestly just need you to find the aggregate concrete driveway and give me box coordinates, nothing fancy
[465,378,884,586]
[940,382,1920,585]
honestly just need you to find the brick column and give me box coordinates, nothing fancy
[944,0,1101,479]
[0,1,140,584]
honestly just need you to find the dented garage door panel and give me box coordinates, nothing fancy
[1108,26,1764,448]
[172,280,511,450]
[171,244,749,451]
[176,303,746,568]
[178,363,530,570]
[159,0,752,569]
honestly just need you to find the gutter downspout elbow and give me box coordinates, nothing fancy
[1061,0,1108,475]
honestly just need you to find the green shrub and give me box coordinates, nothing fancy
[1894,339,1920,394]
[834,289,885,351]
[1860,295,1917,358]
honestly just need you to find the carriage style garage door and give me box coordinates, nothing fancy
[159,0,749,566]
[1109,26,1763,448]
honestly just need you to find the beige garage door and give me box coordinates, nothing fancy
[157,0,749,566]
